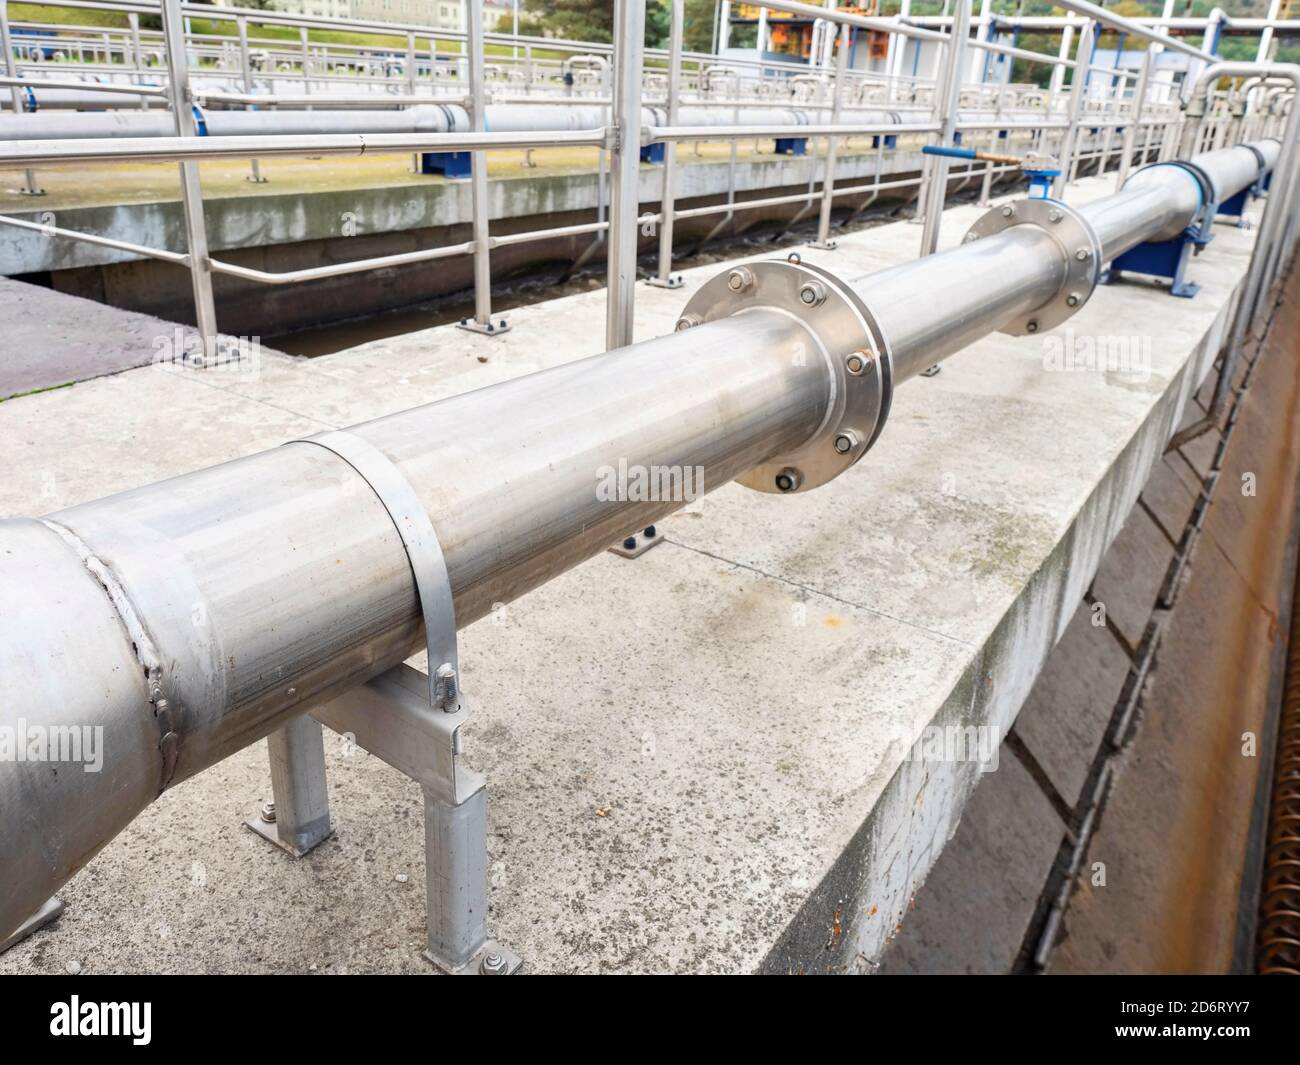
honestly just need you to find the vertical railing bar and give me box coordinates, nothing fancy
[606,0,645,351]
[162,0,219,361]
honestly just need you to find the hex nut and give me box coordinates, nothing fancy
[774,467,802,492]
[834,430,861,455]
[727,267,754,292]
[798,281,827,307]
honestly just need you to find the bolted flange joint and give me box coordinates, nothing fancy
[679,258,894,494]
[961,197,1103,337]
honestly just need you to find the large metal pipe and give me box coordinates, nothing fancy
[0,137,1276,941]
[0,102,1040,141]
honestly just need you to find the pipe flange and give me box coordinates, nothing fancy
[962,198,1102,336]
[679,258,893,494]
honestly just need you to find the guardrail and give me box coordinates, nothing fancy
[0,0,1286,357]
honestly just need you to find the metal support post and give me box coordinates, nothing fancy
[1053,18,1097,198]
[647,0,684,289]
[458,0,508,336]
[407,31,420,173]
[243,429,521,974]
[919,0,970,257]
[244,713,332,856]
[237,17,265,184]
[811,22,850,250]
[299,26,311,97]
[0,1,42,195]
[161,0,219,362]
[606,0,646,351]
[1116,48,1153,190]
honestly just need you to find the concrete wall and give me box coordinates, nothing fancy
[6,147,1032,335]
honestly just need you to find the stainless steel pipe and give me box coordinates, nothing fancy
[0,136,1277,941]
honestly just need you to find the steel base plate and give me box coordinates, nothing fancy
[243,813,332,859]
[608,527,666,558]
[963,197,1102,336]
[424,940,523,975]
[457,318,512,337]
[645,274,684,289]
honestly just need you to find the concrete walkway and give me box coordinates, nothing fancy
[0,174,1258,973]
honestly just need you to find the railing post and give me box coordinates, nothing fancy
[811,21,850,250]
[606,0,645,351]
[1115,47,1152,190]
[128,12,147,111]
[458,0,508,336]
[161,0,219,362]
[887,0,911,104]
[236,16,265,184]
[1054,18,1096,198]
[918,0,970,257]
[0,0,42,196]
[407,31,420,172]
[647,0,683,289]
[299,26,311,97]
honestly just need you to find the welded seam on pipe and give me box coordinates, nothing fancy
[37,517,182,793]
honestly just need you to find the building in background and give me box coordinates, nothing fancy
[248,0,467,32]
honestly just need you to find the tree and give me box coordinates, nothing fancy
[646,0,671,48]
[684,0,719,53]
[518,0,614,43]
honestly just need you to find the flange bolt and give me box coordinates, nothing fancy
[798,281,827,307]
[480,951,509,975]
[435,663,459,713]
[834,430,861,455]
[774,468,802,493]
[727,267,754,292]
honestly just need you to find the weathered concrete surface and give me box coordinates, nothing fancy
[0,173,1259,973]
[0,277,253,399]
[875,749,1066,974]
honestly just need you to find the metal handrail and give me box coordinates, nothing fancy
[0,0,1287,356]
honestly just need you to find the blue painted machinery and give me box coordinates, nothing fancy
[1106,160,1218,298]
[420,151,473,179]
